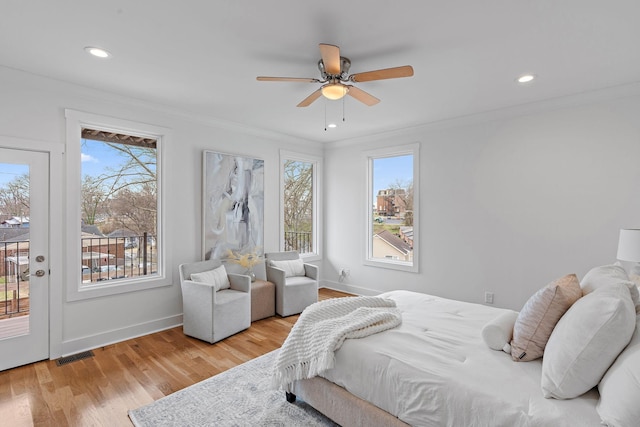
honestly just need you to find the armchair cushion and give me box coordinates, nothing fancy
[285,276,317,287]
[190,264,230,291]
[270,259,305,277]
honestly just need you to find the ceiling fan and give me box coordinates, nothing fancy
[257,43,414,107]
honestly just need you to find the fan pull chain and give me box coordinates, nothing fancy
[342,96,346,122]
[324,101,327,131]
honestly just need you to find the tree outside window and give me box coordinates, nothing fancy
[281,151,321,258]
[0,170,29,222]
[283,160,313,254]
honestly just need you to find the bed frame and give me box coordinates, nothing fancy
[288,376,409,427]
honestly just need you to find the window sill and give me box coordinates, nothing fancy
[364,258,418,273]
[66,274,172,302]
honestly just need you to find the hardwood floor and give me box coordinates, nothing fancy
[0,288,352,426]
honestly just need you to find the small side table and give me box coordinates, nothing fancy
[250,280,275,322]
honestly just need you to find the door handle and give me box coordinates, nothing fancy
[35,270,46,277]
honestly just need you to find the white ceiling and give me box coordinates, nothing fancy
[2,1,639,143]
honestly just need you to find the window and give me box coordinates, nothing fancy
[365,144,419,272]
[80,129,158,284]
[281,151,321,259]
[65,110,170,300]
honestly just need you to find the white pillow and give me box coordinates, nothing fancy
[190,265,230,291]
[597,314,640,427]
[481,310,518,353]
[269,259,305,277]
[580,263,639,306]
[541,283,636,399]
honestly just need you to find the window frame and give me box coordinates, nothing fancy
[364,143,419,272]
[65,109,171,301]
[279,150,322,261]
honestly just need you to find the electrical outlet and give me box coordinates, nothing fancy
[484,292,494,304]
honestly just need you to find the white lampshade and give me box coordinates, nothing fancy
[616,229,640,262]
[321,83,348,100]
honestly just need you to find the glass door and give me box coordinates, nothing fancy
[0,147,49,371]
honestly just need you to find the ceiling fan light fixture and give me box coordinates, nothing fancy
[321,83,348,100]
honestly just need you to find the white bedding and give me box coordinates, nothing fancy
[320,290,602,427]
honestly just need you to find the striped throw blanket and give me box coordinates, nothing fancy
[272,296,402,390]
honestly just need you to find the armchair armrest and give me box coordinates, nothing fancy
[228,273,251,293]
[304,263,318,280]
[181,279,218,305]
[266,265,286,287]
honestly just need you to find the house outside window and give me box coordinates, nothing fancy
[366,144,419,272]
[280,150,321,259]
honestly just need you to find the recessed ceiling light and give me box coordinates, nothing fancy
[327,123,337,128]
[84,46,111,58]
[516,74,536,84]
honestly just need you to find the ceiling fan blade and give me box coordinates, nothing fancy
[350,65,414,82]
[346,86,380,106]
[297,89,323,107]
[257,76,320,83]
[319,43,341,75]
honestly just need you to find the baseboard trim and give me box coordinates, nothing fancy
[59,314,183,358]
[320,280,381,296]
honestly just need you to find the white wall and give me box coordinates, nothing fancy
[0,66,323,356]
[3,63,640,355]
[324,87,640,311]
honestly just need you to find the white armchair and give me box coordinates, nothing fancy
[179,259,251,343]
[265,251,318,317]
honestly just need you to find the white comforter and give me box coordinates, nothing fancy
[320,290,601,427]
[273,296,401,390]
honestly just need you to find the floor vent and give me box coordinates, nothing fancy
[56,350,94,366]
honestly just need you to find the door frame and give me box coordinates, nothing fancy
[0,135,64,360]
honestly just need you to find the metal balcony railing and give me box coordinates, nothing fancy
[1,240,30,318]
[81,233,157,283]
[284,231,312,254]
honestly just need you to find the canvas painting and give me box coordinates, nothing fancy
[202,151,264,261]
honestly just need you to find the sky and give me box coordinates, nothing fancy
[0,163,29,187]
[81,139,122,177]
[373,154,413,196]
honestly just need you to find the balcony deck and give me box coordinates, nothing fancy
[0,314,29,340]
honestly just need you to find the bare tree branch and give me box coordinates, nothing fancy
[81,139,157,234]
[0,174,30,219]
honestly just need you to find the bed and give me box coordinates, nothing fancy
[284,280,640,427]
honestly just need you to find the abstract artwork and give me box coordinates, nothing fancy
[202,151,264,261]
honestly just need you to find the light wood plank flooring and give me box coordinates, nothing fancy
[0,288,352,426]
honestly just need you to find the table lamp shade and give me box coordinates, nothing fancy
[616,229,640,262]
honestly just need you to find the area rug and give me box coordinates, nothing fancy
[128,350,338,426]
